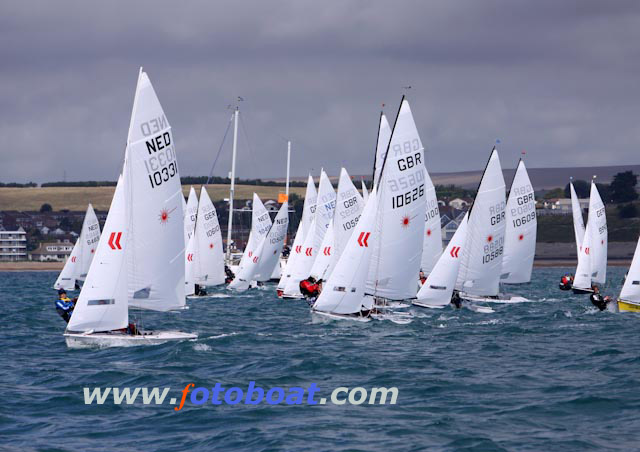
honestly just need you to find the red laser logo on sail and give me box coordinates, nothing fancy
[108,232,123,250]
[158,207,177,225]
[401,216,410,228]
[357,232,370,247]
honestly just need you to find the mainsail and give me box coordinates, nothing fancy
[456,148,506,297]
[277,175,317,292]
[185,186,225,289]
[500,160,537,284]
[372,113,392,188]
[54,204,101,290]
[183,186,199,294]
[124,70,186,312]
[366,98,427,300]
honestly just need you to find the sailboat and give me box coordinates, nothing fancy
[366,97,428,305]
[228,194,272,290]
[413,213,468,308]
[185,186,225,296]
[500,160,536,286]
[571,179,608,294]
[617,235,640,312]
[54,204,101,290]
[282,170,336,297]
[312,188,378,321]
[308,168,365,282]
[183,186,198,295]
[64,69,197,347]
[455,148,506,308]
[277,175,317,297]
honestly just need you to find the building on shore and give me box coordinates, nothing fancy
[29,239,74,262]
[0,227,28,261]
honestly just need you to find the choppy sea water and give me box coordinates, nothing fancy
[1,267,639,451]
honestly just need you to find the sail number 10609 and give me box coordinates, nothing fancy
[392,184,424,209]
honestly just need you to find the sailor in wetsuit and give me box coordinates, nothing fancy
[419,271,427,286]
[224,265,235,284]
[590,286,611,311]
[300,277,322,303]
[559,274,574,291]
[55,289,75,323]
[450,290,462,309]
[194,284,207,296]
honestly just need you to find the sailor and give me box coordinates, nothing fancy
[419,271,427,285]
[300,277,321,300]
[559,274,573,291]
[450,290,462,309]
[55,289,75,323]
[224,265,235,284]
[194,284,207,296]
[589,285,610,311]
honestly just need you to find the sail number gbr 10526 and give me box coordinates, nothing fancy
[143,130,178,189]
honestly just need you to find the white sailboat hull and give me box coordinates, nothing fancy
[64,331,197,348]
[461,293,529,304]
[412,300,447,309]
[311,310,372,322]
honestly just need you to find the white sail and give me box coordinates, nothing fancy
[186,186,225,287]
[570,181,586,257]
[420,169,442,276]
[588,182,607,285]
[620,237,640,303]
[67,177,128,332]
[183,186,198,295]
[310,168,365,281]
[54,204,101,290]
[366,98,427,300]
[373,113,392,188]
[229,194,272,289]
[416,213,468,307]
[362,180,369,204]
[277,175,317,292]
[125,71,185,312]
[313,188,378,315]
[456,149,506,297]
[500,160,537,284]
[254,202,290,281]
[283,170,336,295]
[573,216,593,290]
[309,219,336,280]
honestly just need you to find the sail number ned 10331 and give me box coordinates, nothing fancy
[141,118,178,189]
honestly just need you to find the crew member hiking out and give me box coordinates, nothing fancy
[300,276,322,302]
[590,285,611,311]
[55,289,75,323]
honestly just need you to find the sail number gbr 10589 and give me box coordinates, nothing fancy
[143,130,178,189]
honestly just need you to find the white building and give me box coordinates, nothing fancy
[30,240,74,262]
[0,227,28,261]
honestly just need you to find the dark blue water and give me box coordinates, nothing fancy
[1,268,639,451]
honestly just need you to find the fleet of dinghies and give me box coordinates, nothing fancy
[58,69,634,345]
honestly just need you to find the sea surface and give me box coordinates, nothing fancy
[1,267,639,451]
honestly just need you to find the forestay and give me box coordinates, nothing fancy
[456,149,506,297]
[277,175,317,292]
[415,213,468,307]
[185,186,225,288]
[366,98,427,300]
[500,160,536,284]
[313,189,378,315]
[54,204,101,290]
[284,170,335,295]
[125,70,186,312]
[67,177,128,332]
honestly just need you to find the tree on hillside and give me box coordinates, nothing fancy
[40,203,52,212]
[610,171,638,203]
[618,203,639,219]
[543,188,565,199]
[564,179,589,198]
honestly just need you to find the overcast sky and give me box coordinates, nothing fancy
[1,0,639,183]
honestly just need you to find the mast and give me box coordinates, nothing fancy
[226,107,239,262]
[286,140,291,197]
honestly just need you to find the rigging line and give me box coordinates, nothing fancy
[206,113,234,185]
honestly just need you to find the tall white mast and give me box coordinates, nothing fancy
[286,140,291,197]
[226,107,239,262]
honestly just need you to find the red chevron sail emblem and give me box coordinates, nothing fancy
[71,256,77,263]
[450,246,460,258]
[295,245,302,253]
[305,247,312,256]
[323,246,331,256]
[187,253,194,262]
[357,232,370,247]
[248,251,253,258]
[108,232,122,250]
[585,247,590,255]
